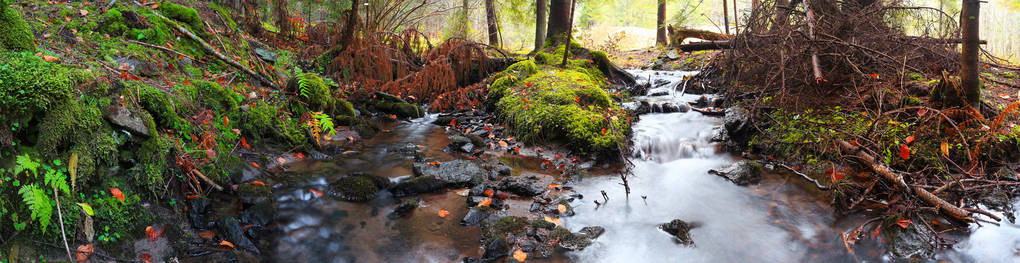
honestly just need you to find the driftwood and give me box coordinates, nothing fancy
[837,140,998,222]
[680,37,986,52]
[145,6,279,89]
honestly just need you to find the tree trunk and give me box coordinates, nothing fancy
[338,0,359,53]
[485,0,499,47]
[773,0,790,30]
[732,0,739,32]
[460,0,470,38]
[656,0,667,46]
[547,0,571,45]
[723,0,730,35]
[535,0,547,50]
[961,0,981,108]
[560,0,576,67]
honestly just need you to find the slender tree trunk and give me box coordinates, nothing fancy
[560,0,576,67]
[338,0,359,53]
[723,0,730,35]
[656,0,667,46]
[547,0,571,45]
[961,0,981,108]
[535,0,547,50]
[460,0,470,38]
[732,0,739,33]
[485,0,499,47]
[752,0,760,10]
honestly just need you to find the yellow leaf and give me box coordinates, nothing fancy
[543,216,562,227]
[940,142,950,156]
[513,249,527,262]
[69,152,78,192]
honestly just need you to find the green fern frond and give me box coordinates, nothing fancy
[15,153,40,177]
[313,112,337,136]
[18,185,53,232]
[44,169,70,195]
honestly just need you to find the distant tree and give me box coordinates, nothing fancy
[657,0,666,45]
[535,0,547,51]
[961,0,981,108]
[486,0,499,46]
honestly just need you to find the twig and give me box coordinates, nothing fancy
[773,162,833,190]
[53,190,73,262]
[191,170,224,191]
[127,40,194,60]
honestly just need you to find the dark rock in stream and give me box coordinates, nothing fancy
[447,136,477,153]
[709,160,764,186]
[187,198,214,229]
[389,176,448,197]
[481,238,510,262]
[658,219,696,246]
[389,198,421,219]
[217,217,260,254]
[724,106,752,145]
[890,223,936,259]
[553,226,604,251]
[461,207,491,226]
[497,176,546,197]
[327,174,390,202]
[413,159,486,186]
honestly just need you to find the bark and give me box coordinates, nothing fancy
[560,0,576,67]
[678,40,731,52]
[723,0,730,35]
[461,0,470,38]
[733,0,739,32]
[805,0,823,82]
[546,0,571,45]
[656,0,667,46]
[485,0,498,47]
[338,0,359,53]
[773,0,790,30]
[961,0,981,108]
[535,0,547,50]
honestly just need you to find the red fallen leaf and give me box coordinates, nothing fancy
[514,147,520,154]
[484,189,494,197]
[198,230,216,239]
[899,144,910,160]
[450,119,457,126]
[896,218,912,229]
[601,129,608,135]
[109,188,125,202]
[309,189,324,197]
[872,228,881,237]
[145,224,165,241]
[390,114,398,119]
[251,162,260,168]
[905,136,915,144]
[293,152,305,160]
[574,96,581,103]
[241,137,251,150]
[477,198,492,207]
[219,240,235,249]
[76,243,94,262]
[223,116,230,126]
[246,180,266,187]
[554,154,562,160]
[548,184,562,189]
[186,194,200,199]
[868,73,880,79]
[918,108,928,116]
[139,253,153,263]
[498,141,509,148]
[437,209,450,217]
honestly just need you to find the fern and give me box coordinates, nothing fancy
[14,153,40,177]
[18,185,53,232]
[44,169,70,195]
[298,73,314,99]
[314,112,337,136]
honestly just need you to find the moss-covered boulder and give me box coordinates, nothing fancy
[0,4,34,51]
[327,174,390,202]
[156,2,209,38]
[489,59,630,156]
[367,92,425,119]
[38,99,118,187]
[0,52,74,121]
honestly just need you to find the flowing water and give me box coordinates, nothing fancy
[264,70,1020,262]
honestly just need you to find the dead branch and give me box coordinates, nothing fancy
[126,40,195,61]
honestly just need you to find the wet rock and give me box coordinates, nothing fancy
[651,103,663,113]
[187,198,214,229]
[216,217,259,254]
[390,198,421,218]
[461,207,491,226]
[497,177,546,197]
[254,47,277,63]
[724,106,751,144]
[709,160,763,186]
[629,83,649,96]
[113,56,159,77]
[578,226,605,238]
[481,238,509,262]
[447,136,476,153]
[636,101,652,115]
[240,202,275,240]
[659,219,695,246]
[890,223,935,259]
[389,176,448,197]
[661,103,679,113]
[690,96,710,108]
[711,127,729,142]
[650,91,670,97]
[552,227,601,251]
[233,165,262,185]
[413,160,485,187]
[676,103,691,113]
[133,237,171,263]
[107,104,150,137]
[495,164,512,177]
[236,184,271,205]
[327,174,390,202]
[369,92,424,118]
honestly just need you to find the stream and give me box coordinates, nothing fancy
[263,70,1020,262]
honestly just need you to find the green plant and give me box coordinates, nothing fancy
[0,52,74,123]
[0,3,35,51]
[5,154,70,234]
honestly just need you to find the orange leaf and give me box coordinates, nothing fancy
[905,136,915,144]
[513,249,528,262]
[309,189,323,197]
[223,116,229,126]
[450,119,456,126]
[899,144,910,160]
[198,230,216,239]
[109,188,125,202]
[543,216,562,226]
[601,128,608,135]
[246,180,266,187]
[872,228,880,237]
[139,253,153,263]
[477,198,492,207]
[918,108,928,116]
[484,189,494,197]
[548,184,562,189]
[219,240,235,249]
[241,137,251,150]
[186,194,200,199]
[438,209,450,217]
[940,142,950,156]
[557,204,567,214]
[76,244,94,262]
[896,218,912,229]
[498,140,508,148]
[465,128,471,134]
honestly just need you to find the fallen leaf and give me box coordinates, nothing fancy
[219,240,235,249]
[896,218,912,229]
[438,209,450,217]
[198,230,215,239]
[241,137,251,150]
[277,157,287,164]
[246,180,266,187]
[109,188,125,202]
[918,108,928,116]
[76,243,94,262]
[940,142,949,156]
[309,189,323,197]
[450,119,457,126]
[899,144,910,160]
[77,203,94,216]
[548,184,562,189]
[872,228,880,237]
[498,140,508,148]
[477,198,492,207]
[513,249,528,262]
[543,216,562,227]
[79,9,88,16]
[905,136,915,144]
[36,52,59,62]
[139,253,153,263]
[484,189,494,197]
[557,204,567,214]
[145,224,165,241]
[251,162,260,168]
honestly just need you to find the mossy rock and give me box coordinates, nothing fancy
[237,183,272,205]
[0,52,73,121]
[128,81,194,134]
[480,216,529,242]
[490,60,630,156]
[156,2,209,38]
[239,103,309,149]
[191,80,240,113]
[97,8,129,36]
[37,99,118,187]
[135,133,173,192]
[0,3,35,51]
[367,92,425,119]
[286,73,356,117]
[327,175,389,202]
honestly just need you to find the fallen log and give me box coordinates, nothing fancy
[678,41,732,52]
[837,140,998,222]
[144,6,279,89]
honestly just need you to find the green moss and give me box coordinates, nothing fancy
[491,61,629,156]
[37,99,118,188]
[156,2,208,38]
[129,81,193,134]
[0,52,73,122]
[287,73,356,117]
[489,216,528,234]
[207,3,238,32]
[0,4,35,51]
[529,219,556,229]
[135,134,172,192]
[97,8,128,36]
[192,80,240,113]
[239,103,308,148]
[330,176,380,202]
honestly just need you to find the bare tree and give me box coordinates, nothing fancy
[535,0,548,50]
[485,0,499,47]
[961,0,981,108]
[657,0,667,46]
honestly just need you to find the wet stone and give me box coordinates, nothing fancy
[708,160,764,186]
[216,216,260,254]
[497,177,546,197]
[327,174,389,202]
[187,198,214,229]
[461,207,491,226]
[412,159,486,187]
[659,219,695,246]
[481,238,509,262]
[107,104,150,137]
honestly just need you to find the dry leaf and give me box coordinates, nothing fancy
[198,230,216,239]
[557,204,567,214]
[309,189,323,197]
[477,198,492,207]
[76,243,94,262]
[940,142,949,156]
[438,209,450,217]
[513,249,527,262]
[543,216,562,227]
[498,140,508,148]
[109,188,125,202]
[219,240,235,249]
